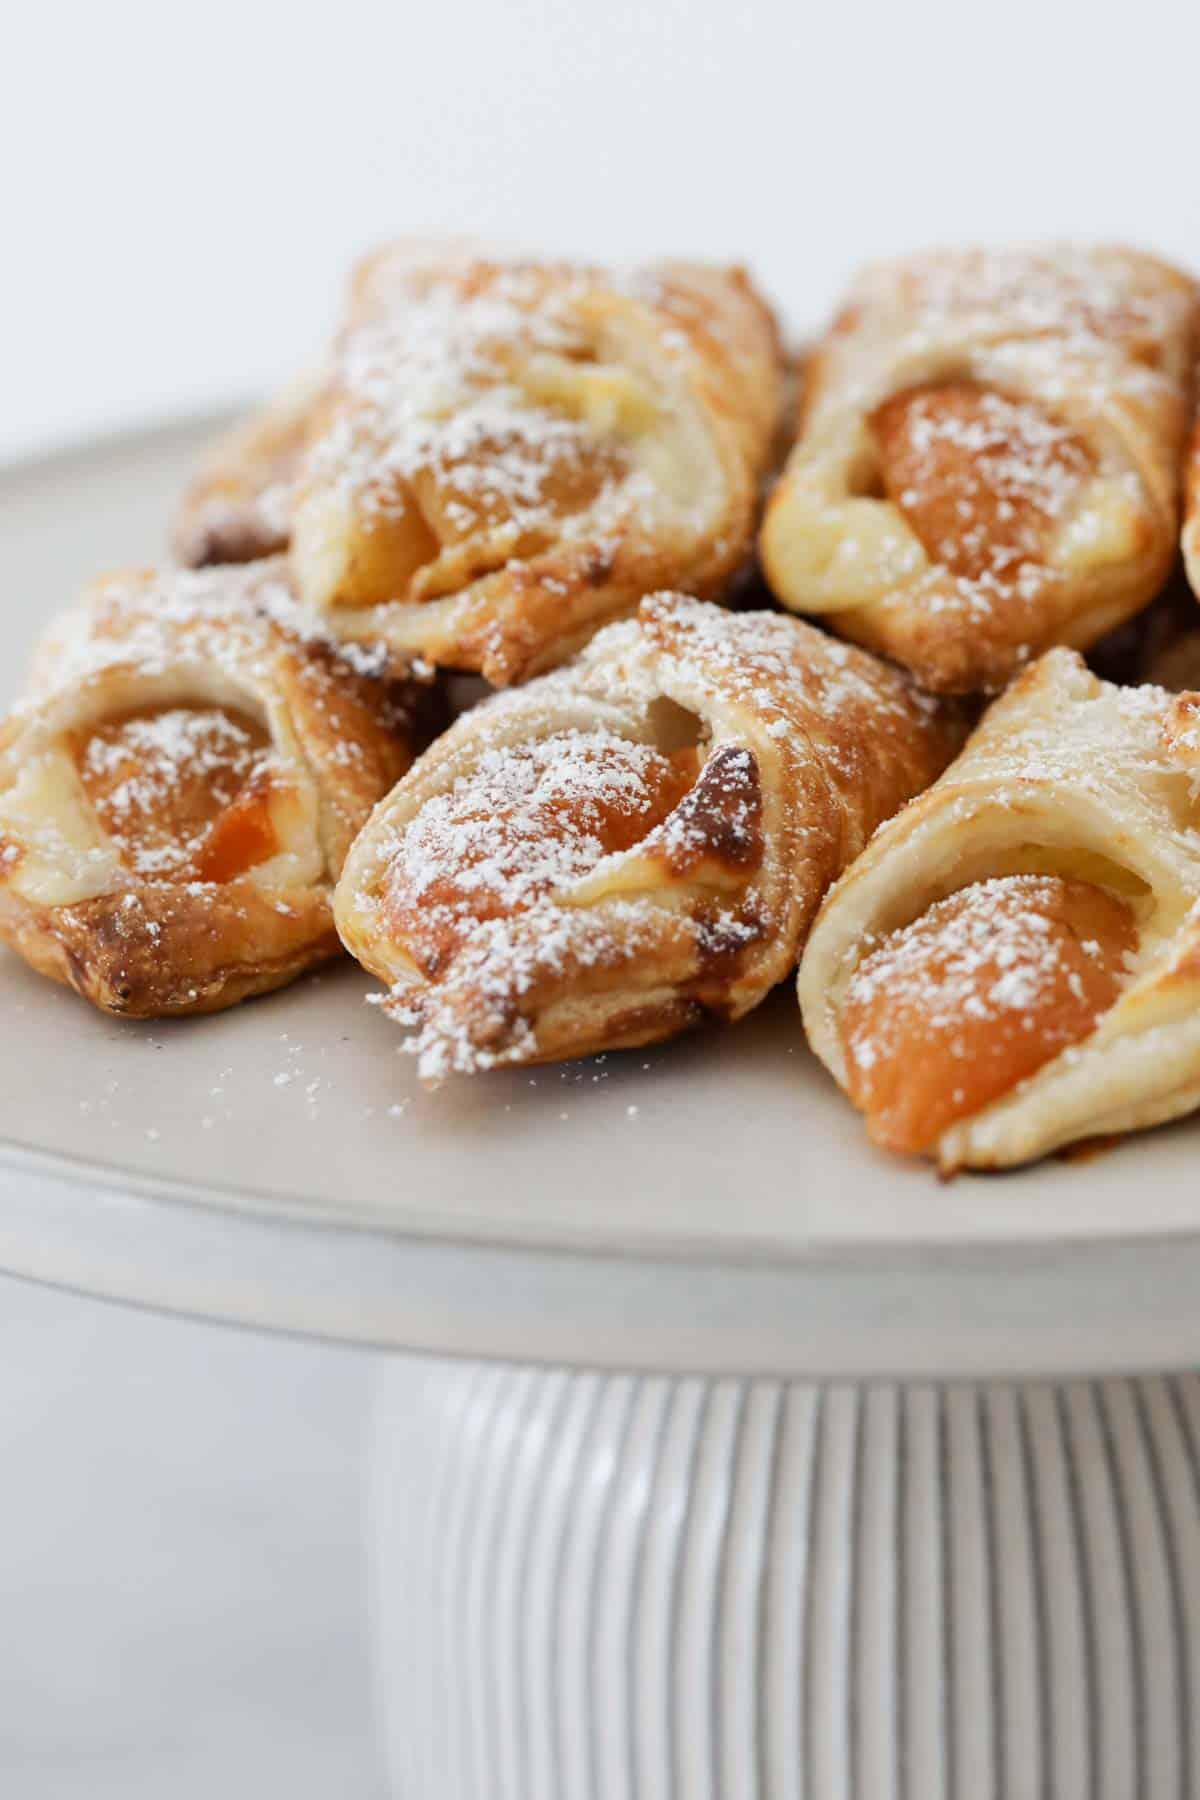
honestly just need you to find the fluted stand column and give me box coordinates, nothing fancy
[370,1359,1200,1800]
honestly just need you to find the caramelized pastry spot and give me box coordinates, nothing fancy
[656,746,762,876]
[871,382,1093,590]
[568,745,764,904]
[1163,692,1200,766]
[839,874,1136,1154]
[74,704,278,882]
[382,730,701,974]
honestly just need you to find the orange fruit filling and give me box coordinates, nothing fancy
[871,381,1093,583]
[839,874,1136,1154]
[74,703,278,883]
[383,731,702,974]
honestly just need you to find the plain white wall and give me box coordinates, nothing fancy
[4,0,1198,457]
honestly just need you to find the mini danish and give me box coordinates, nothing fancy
[1183,406,1200,599]
[762,246,1198,692]
[172,369,326,568]
[335,592,964,1078]
[288,243,785,683]
[0,559,425,1015]
[798,649,1200,1170]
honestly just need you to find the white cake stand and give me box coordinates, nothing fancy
[2,419,1198,1798]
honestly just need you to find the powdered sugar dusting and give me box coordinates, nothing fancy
[310,259,642,548]
[381,727,691,977]
[846,876,1123,1054]
[839,871,1140,1149]
[874,382,1094,620]
[798,245,1195,666]
[77,706,272,877]
[34,559,401,704]
[361,593,958,1081]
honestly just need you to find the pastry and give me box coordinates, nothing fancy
[798,648,1200,1170]
[288,243,785,683]
[171,369,327,568]
[334,592,964,1077]
[0,559,428,1016]
[1183,404,1200,600]
[761,246,1198,692]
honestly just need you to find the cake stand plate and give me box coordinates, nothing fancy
[3,416,1198,1797]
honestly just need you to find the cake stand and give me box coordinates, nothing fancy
[1,417,1198,1798]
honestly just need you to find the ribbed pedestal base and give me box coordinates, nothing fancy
[371,1361,1200,1799]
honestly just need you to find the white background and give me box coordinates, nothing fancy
[3,1,1199,1791]
[5,0,1200,459]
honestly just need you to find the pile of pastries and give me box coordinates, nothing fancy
[6,238,1200,1174]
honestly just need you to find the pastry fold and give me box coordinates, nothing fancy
[171,370,327,569]
[1183,407,1200,601]
[0,560,426,1015]
[286,243,784,684]
[798,649,1200,1170]
[334,592,964,1077]
[762,246,1198,693]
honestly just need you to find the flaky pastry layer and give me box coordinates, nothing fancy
[172,369,328,570]
[799,649,1200,1169]
[763,245,1199,692]
[335,592,964,1077]
[0,560,426,1016]
[201,243,784,685]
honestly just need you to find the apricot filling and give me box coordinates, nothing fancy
[839,874,1137,1154]
[73,704,279,883]
[309,312,636,612]
[382,729,709,976]
[870,381,1093,587]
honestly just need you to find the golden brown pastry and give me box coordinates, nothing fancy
[287,243,785,684]
[762,246,1199,693]
[0,559,428,1015]
[1183,408,1200,602]
[334,592,964,1077]
[171,370,327,568]
[799,648,1200,1170]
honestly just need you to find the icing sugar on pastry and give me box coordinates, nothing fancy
[319,266,626,534]
[287,246,785,682]
[762,245,1199,693]
[381,729,698,974]
[798,648,1200,1170]
[73,704,275,881]
[335,591,964,1080]
[0,558,425,1016]
[839,874,1137,1153]
[872,381,1093,615]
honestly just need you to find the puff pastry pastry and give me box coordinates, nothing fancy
[335,592,964,1077]
[1183,406,1200,600]
[172,370,326,569]
[0,559,425,1016]
[762,246,1198,693]
[287,243,785,684]
[799,648,1200,1170]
